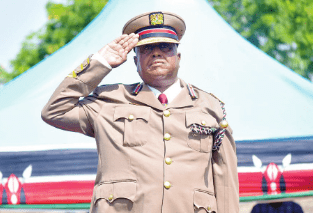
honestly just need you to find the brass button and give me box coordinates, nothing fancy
[164,133,171,141]
[219,120,228,128]
[164,181,171,189]
[201,120,206,126]
[108,194,113,201]
[128,114,134,121]
[207,205,211,210]
[165,157,172,165]
[163,110,170,117]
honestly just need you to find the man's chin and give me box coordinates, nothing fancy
[148,66,171,75]
[148,65,166,72]
[149,76,177,87]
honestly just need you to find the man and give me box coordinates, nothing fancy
[42,11,239,213]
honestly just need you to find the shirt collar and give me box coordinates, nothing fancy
[147,79,183,104]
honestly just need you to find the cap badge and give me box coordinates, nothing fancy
[149,12,164,26]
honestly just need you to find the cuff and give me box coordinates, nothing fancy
[91,52,112,70]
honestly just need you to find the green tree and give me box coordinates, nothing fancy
[4,0,313,83]
[209,0,313,80]
[0,65,8,84]
[3,0,107,83]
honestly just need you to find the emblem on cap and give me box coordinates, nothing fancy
[149,12,164,26]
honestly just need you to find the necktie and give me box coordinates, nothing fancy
[158,93,168,106]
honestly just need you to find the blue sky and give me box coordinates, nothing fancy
[0,0,66,72]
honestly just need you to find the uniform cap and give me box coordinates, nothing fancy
[122,11,186,47]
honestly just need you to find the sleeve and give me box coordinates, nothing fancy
[41,55,112,137]
[212,106,239,213]
[91,52,112,69]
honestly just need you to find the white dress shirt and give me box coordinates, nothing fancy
[147,80,182,104]
[91,52,112,69]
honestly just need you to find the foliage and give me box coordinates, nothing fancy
[4,0,313,82]
[209,0,313,80]
[3,0,107,83]
[0,65,8,84]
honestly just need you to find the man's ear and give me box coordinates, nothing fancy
[134,56,138,66]
[177,52,181,61]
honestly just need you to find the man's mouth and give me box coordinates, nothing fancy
[151,60,164,65]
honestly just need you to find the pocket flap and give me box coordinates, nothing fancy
[94,181,136,204]
[186,111,218,127]
[114,106,150,121]
[194,190,217,213]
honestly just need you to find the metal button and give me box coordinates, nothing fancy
[219,120,228,128]
[128,114,134,121]
[164,133,171,141]
[165,157,172,165]
[201,120,206,126]
[108,194,113,201]
[163,110,170,117]
[207,205,211,210]
[164,181,171,189]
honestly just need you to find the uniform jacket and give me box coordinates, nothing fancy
[42,57,239,213]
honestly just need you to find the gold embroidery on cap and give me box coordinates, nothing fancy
[150,12,164,25]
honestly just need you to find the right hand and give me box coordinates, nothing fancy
[98,33,139,68]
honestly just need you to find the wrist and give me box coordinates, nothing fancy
[92,52,112,69]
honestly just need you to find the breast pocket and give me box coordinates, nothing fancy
[186,111,218,153]
[92,180,137,213]
[194,189,217,213]
[114,106,150,147]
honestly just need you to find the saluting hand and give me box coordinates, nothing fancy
[98,33,139,68]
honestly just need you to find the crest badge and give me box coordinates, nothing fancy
[149,12,164,25]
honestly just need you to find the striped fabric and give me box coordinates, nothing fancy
[136,26,178,41]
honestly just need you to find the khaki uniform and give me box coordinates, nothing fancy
[42,57,239,213]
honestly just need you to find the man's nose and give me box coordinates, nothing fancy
[151,46,162,57]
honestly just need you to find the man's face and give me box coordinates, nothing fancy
[134,42,181,88]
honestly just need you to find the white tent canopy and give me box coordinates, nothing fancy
[1,0,313,151]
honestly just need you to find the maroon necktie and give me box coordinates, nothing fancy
[158,93,168,106]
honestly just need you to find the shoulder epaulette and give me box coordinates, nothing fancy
[208,93,225,105]
[207,93,227,151]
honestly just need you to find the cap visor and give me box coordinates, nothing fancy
[135,37,179,47]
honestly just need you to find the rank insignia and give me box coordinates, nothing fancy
[149,12,164,26]
[132,83,143,95]
[187,83,198,99]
